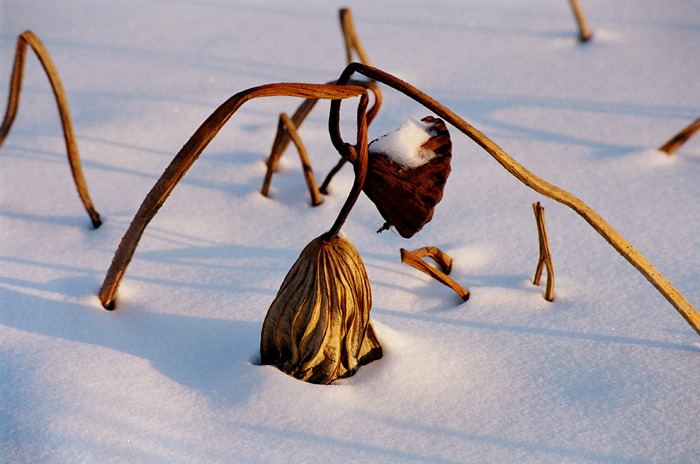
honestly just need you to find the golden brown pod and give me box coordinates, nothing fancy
[260,234,382,384]
[362,116,452,238]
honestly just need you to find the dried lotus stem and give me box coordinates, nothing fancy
[0,31,101,228]
[324,92,370,241]
[260,79,381,198]
[568,0,592,42]
[400,247,469,301]
[261,112,322,206]
[659,117,700,155]
[330,63,700,336]
[99,84,366,310]
[319,79,382,194]
[260,92,379,384]
[340,8,372,66]
[262,8,378,198]
[532,202,554,302]
[410,246,453,273]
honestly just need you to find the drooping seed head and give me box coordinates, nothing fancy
[260,234,382,384]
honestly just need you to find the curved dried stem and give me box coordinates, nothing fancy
[323,92,369,241]
[331,62,700,336]
[410,246,453,274]
[319,80,381,194]
[99,83,366,310]
[0,31,101,228]
[568,0,592,42]
[261,79,381,197]
[659,117,700,155]
[532,202,554,302]
[400,247,469,301]
[340,8,372,66]
[261,112,322,206]
[262,8,377,198]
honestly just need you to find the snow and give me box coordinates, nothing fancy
[368,118,436,168]
[1,1,699,463]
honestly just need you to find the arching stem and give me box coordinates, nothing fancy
[323,92,369,241]
[1,31,101,228]
[330,62,700,337]
[99,84,365,309]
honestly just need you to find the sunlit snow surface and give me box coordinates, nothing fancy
[1,1,698,463]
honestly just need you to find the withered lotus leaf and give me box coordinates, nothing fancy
[260,234,383,384]
[363,116,452,238]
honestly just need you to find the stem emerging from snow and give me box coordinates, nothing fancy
[0,31,101,228]
[99,84,366,309]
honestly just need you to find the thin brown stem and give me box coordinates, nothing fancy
[340,8,372,66]
[400,247,469,301]
[324,92,369,241]
[260,112,322,206]
[1,31,101,227]
[659,117,700,155]
[99,83,365,309]
[262,80,381,198]
[532,202,554,302]
[331,63,700,337]
[263,8,378,197]
[568,0,592,42]
[410,246,453,275]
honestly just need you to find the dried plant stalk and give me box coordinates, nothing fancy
[340,8,372,66]
[0,31,101,228]
[99,84,366,309]
[261,79,381,198]
[568,0,592,42]
[330,63,700,336]
[410,246,453,273]
[261,8,378,199]
[261,92,382,384]
[261,112,322,206]
[400,247,469,301]
[532,202,554,302]
[659,117,700,155]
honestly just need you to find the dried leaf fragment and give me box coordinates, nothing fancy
[261,234,382,384]
[363,116,452,238]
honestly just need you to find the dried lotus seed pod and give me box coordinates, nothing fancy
[260,234,382,384]
[363,116,452,238]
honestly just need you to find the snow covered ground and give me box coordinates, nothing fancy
[1,1,698,462]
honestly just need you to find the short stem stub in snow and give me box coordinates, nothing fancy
[532,202,555,302]
[400,247,470,301]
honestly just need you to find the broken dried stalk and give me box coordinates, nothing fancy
[659,117,700,155]
[0,31,101,228]
[261,112,322,206]
[261,93,382,383]
[568,0,592,42]
[260,79,381,200]
[261,7,378,201]
[340,8,372,66]
[400,247,469,301]
[532,202,554,302]
[99,84,366,310]
[330,63,700,336]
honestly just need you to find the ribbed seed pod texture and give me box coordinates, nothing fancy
[260,235,383,384]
